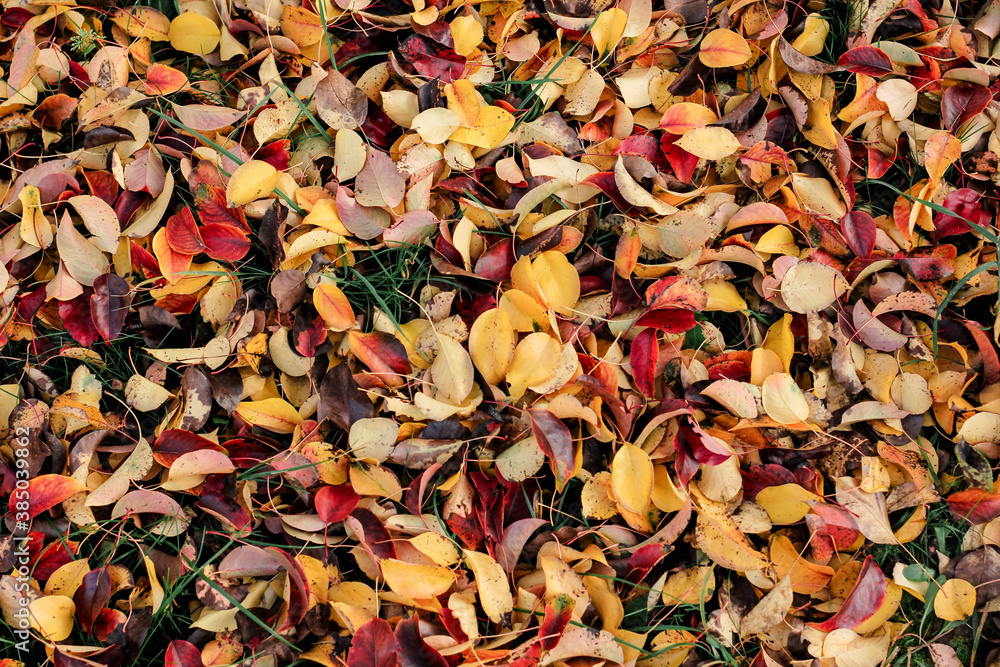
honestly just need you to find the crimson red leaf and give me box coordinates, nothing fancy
[948,488,1000,524]
[152,430,228,467]
[395,615,448,667]
[941,83,991,132]
[934,188,988,241]
[807,556,887,631]
[837,46,894,76]
[645,275,708,311]
[634,308,697,333]
[165,208,206,254]
[805,505,861,561]
[474,238,515,282]
[894,245,956,281]
[200,223,250,262]
[74,567,112,633]
[626,543,672,583]
[397,35,465,83]
[315,484,361,524]
[91,273,131,342]
[527,408,575,486]
[630,328,659,398]
[538,594,575,651]
[194,183,250,232]
[841,211,877,260]
[349,508,397,559]
[59,292,100,347]
[348,619,400,667]
[165,640,205,667]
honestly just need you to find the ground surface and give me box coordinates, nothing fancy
[0,0,999,666]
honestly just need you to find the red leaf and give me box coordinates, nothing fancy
[933,188,989,241]
[91,273,131,342]
[957,318,1000,385]
[837,46,894,76]
[894,245,956,281]
[941,84,991,132]
[349,619,400,667]
[92,608,127,642]
[194,183,250,232]
[84,170,120,207]
[266,547,310,632]
[841,211,877,260]
[948,488,1000,524]
[805,505,861,561]
[165,208,206,255]
[617,133,669,170]
[74,567,112,633]
[626,543,672,583]
[349,508,397,559]
[15,475,86,519]
[635,308,697,333]
[348,331,412,387]
[315,484,361,524]
[201,223,250,262]
[165,640,205,667]
[257,140,292,171]
[581,171,641,215]
[474,238,516,282]
[538,595,575,651]
[395,615,448,667]
[527,408,575,486]
[742,465,797,500]
[59,292,100,347]
[152,430,228,467]
[630,328,659,398]
[703,350,753,381]
[645,275,708,311]
[807,557,887,631]
[397,34,465,82]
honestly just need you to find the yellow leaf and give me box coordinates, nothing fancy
[168,13,221,55]
[611,444,653,514]
[761,373,810,425]
[234,398,303,433]
[469,308,516,385]
[692,490,768,571]
[410,532,461,567]
[853,582,903,633]
[660,566,715,606]
[755,484,822,524]
[450,105,515,149]
[702,278,747,312]
[450,16,484,57]
[44,560,91,598]
[673,126,741,161]
[934,578,976,621]
[592,8,628,57]
[144,555,165,613]
[380,559,456,599]
[506,332,560,398]
[226,160,278,207]
[699,29,752,68]
[28,595,76,641]
[313,283,355,331]
[463,550,513,623]
[761,315,793,374]
[432,333,475,404]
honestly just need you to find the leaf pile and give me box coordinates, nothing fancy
[1,0,1000,665]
